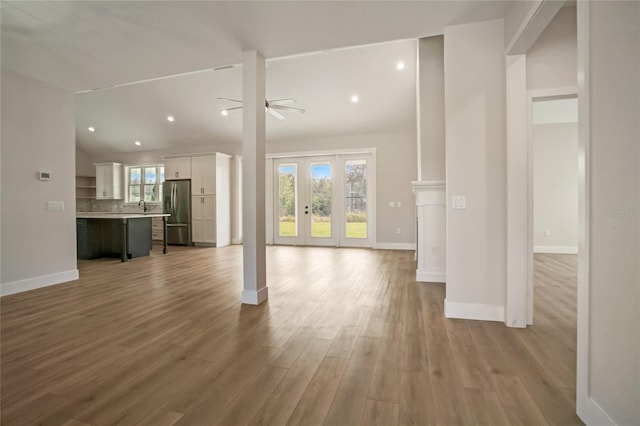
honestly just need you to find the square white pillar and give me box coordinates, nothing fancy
[241,50,268,305]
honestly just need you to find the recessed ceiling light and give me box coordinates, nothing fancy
[88,126,95,132]
[134,141,141,146]
[167,115,174,122]
[351,95,359,103]
[221,110,229,116]
[396,61,405,70]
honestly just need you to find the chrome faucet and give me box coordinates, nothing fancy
[138,200,147,213]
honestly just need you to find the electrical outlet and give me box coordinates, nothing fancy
[431,246,438,254]
[544,229,551,237]
[396,227,401,234]
[47,201,64,211]
[389,201,396,208]
[397,201,402,207]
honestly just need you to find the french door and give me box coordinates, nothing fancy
[272,153,373,247]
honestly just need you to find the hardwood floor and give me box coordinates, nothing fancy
[1,246,583,425]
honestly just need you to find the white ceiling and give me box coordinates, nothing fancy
[1,1,513,155]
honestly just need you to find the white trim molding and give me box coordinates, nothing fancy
[1,269,79,297]
[375,242,415,251]
[576,1,590,421]
[505,53,529,329]
[534,245,578,254]
[412,180,446,284]
[417,270,446,283]
[444,299,505,322]
[241,287,269,305]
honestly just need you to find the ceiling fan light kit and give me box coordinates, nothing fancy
[218,97,305,120]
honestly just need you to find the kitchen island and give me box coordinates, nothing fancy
[76,213,170,262]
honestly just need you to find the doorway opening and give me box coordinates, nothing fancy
[529,94,579,324]
[271,152,375,247]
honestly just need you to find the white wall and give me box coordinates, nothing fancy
[444,19,506,320]
[76,147,96,177]
[533,100,578,253]
[1,69,78,294]
[527,6,577,91]
[267,131,417,245]
[417,36,445,182]
[90,131,416,246]
[581,2,640,424]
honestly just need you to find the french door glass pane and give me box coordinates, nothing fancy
[129,185,141,202]
[130,167,141,185]
[345,160,367,239]
[278,164,298,237]
[310,162,331,238]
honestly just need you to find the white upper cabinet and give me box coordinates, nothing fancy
[165,157,191,180]
[191,156,216,195]
[95,162,122,200]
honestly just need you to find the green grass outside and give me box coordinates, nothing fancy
[279,221,367,239]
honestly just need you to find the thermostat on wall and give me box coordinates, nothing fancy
[38,171,51,181]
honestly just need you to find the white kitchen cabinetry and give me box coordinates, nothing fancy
[188,153,231,247]
[95,162,122,200]
[192,196,216,244]
[191,156,216,195]
[165,157,191,180]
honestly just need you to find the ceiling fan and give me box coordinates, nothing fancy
[218,97,306,120]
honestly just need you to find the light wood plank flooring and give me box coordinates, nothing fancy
[1,246,582,425]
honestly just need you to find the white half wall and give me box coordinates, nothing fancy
[533,121,578,253]
[444,19,506,321]
[1,69,78,295]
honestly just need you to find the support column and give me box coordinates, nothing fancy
[413,36,446,283]
[241,50,268,305]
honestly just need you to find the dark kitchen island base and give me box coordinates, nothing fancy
[77,217,152,261]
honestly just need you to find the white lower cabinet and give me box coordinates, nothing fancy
[192,196,216,245]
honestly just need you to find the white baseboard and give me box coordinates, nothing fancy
[232,238,243,245]
[534,245,578,254]
[444,298,504,322]
[416,270,446,283]
[241,286,269,305]
[375,242,415,251]
[579,395,615,426]
[1,269,79,297]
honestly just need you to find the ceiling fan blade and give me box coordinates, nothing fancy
[218,97,243,103]
[268,98,296,105]
[221,106,243,111]
[270,105,306,114]
[267,107,286,120]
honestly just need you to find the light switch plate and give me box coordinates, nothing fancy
[47,201,64,211]
[452,196,466,209]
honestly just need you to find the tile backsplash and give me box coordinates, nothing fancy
[76,199,163,214]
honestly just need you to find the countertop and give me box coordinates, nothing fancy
[76,212,170,219]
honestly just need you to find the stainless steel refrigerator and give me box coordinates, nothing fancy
[163,180,192,245]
